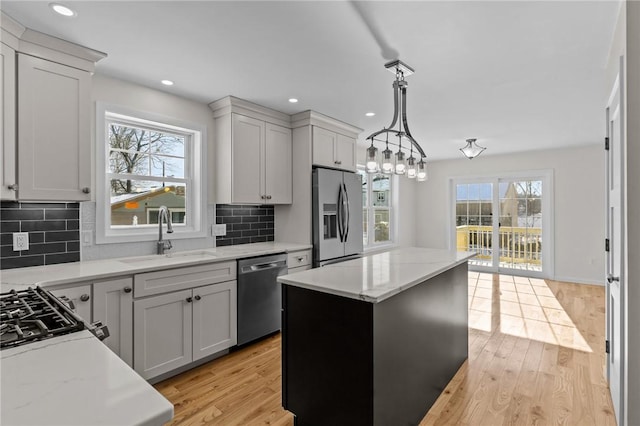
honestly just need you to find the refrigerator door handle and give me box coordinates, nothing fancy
[342,182,350,241]
[336,184,344,242]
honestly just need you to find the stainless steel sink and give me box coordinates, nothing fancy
[118,251,217,264]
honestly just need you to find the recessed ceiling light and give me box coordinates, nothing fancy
[365,112,375,117]
[161,80,174,86]
[49,3,76,17]
[288,98,298,103]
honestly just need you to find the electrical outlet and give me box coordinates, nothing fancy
[13,232,29,251]
[212,224,227,236]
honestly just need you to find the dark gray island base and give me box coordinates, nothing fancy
[281,261,469,426]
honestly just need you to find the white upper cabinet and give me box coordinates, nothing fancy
[211,97,292,205]
[312,126,356,172]
[18,54,91,201]
[1,42,16,200]
[265,122,292,204]
[1,14,106,201]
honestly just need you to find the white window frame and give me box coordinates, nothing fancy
[95,102,207,244]
[358,167,394,249]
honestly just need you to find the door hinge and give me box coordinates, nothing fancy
[605,238,610,252]
[605,137,610,151]
[606,340,610,354]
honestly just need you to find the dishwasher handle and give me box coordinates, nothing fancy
[241,260,287,274]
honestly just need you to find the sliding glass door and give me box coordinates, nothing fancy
[453,172,552,277]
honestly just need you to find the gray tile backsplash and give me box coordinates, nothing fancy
[0,202,80,270]
[215,204,274,246]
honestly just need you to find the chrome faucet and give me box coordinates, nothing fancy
[157,206,174,254]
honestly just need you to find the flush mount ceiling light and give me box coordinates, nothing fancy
[459,138,486,159]
[365,60,427,182]
[365,112,375,117]
[49,3,76,17]
[288,98,298,103]
[161,80,174,86]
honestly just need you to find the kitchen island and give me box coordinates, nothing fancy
[278,247,475,426]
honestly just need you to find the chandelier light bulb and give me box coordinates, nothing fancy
[365,143,380,173]
[394,150,406,175]
[416,159,428,181]
[406,156,417,179]
[381,147,394,174]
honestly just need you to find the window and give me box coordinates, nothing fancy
[96,103,206,243]
[358,169,392,247]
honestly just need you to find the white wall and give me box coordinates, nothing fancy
[626,4,639,423]
[82,74,216,260]
[413,145,604,285]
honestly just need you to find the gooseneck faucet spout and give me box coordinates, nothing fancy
[157,205,174,255]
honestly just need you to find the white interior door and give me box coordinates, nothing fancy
[605,59,625,426]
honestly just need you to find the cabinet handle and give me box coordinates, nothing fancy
[296,256,304,262]
[7,184,18,191]
[194,295,201,301]
[261,195,266,199]
[186,297,193,303]
[334,160,342,165]
[82,187,91,194]
[123,287,132,293]
[266,195,272,200]
[80,294,90,302]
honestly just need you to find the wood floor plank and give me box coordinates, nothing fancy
[155,275,616,426]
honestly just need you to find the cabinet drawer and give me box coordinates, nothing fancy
[288,250,312,268]
[134,261,236,298]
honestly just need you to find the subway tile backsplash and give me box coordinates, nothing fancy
[215,204,274,246]
[0,202,80,270]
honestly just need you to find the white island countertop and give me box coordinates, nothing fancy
[278,247,475,303]
[1,331,173,426]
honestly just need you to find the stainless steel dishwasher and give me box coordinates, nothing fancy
[237,253,288,345]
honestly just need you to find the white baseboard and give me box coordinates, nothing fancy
[553,275,605,286]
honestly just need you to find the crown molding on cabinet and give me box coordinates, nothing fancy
[209,95,292,128]
[1,11,107,72]
[290,110,362,139]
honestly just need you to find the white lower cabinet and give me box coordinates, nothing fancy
[50,284,92,323]
[93,278,134,367]
[133,281,237,380]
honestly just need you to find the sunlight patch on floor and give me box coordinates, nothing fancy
[468,273,592,352]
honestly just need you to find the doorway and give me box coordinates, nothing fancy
[452,172,553,278]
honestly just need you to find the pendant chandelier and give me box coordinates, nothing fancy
[365,60,427,182]
[460,138,486,159]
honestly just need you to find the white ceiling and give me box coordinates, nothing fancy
[2,1,621,160]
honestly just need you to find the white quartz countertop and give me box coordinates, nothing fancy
[278,247,475,303]
[1,331,173,426]
[1,242,311,292]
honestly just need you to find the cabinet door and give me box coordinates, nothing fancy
[232,114,264,204]
[335,134,356,172]
[192,281,237,361]
[312,127,336,168]
[93,278,133,367]
[17,54,91,201]
[265,123,292,204]
[1,43,16,200]
[134,289,193,380]
[50,284,92,323]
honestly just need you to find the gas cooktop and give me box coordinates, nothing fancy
[1,287,87,349]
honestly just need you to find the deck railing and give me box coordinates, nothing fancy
[456,225,542,265]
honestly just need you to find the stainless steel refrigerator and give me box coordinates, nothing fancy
[312,167,363,267]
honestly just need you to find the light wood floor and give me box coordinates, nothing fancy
[155,273,616,426]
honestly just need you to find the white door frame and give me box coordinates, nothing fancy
[450,170,554,279]
[605,57,625,426]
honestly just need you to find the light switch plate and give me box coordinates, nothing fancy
[212,224,227,236]
[13,232,29,251]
